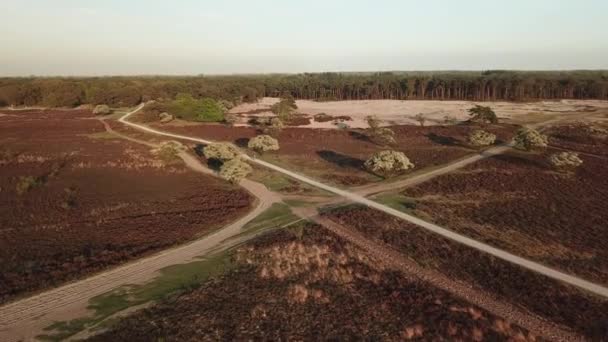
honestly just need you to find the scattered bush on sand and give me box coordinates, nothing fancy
[468,105,498,124]
[364,150,414,178]
[366,115,395,145]
[468,130,497,146]
[248,135,279,154]
[219,158,252,183]
[513,128,548,151]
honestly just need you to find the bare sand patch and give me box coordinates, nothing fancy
[230,98,608,128]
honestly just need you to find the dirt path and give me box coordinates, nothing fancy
[291,206,582,341]
[0,116,281,342]
[116,105,608,299]
[352,111,602,197]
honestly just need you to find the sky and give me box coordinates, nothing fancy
[1,0,607,76]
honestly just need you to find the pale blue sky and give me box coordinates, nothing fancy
[1,0,607,75]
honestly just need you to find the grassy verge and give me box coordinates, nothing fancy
[37,204,299,341]
[37,251,234,341]
[249,166,333,197]
[239,203,299,236]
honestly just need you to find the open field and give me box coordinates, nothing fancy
[399,147,608,285]
[87,223,536,341]
[0,109,252,303]
[230,97,608,128]
[152,120,518,186]
[322,206,608,339]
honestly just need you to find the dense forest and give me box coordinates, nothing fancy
[1,70,607,108]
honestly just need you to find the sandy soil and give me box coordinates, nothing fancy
[230,97,608,128]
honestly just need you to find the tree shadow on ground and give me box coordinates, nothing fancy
[426,133,460,146]
[317,150,365,170]
[491,153,549,170]
[193,143,222,171]
[234,138,250,148]
[348,130,373,144]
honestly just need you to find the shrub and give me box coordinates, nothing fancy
[513,128,548,150]
[314,113,333,122]
[468,105,498,124]
[169,94,225,122]
[248,135,279,154]
[203,143,240,162]
[366,115,381,130]
[365,115,395,145]
[271,95,297,120]
[335,122,350,130]
[152,141,185,165]
[93,104,111,115]
[414,113,426,127]
[468,130,497,146]
[219,158,252,183]
[262,117,284,137]
[364,150,414,178]
[16,176,41,195]
[549,152,583,171]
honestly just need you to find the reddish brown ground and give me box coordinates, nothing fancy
[323,206,608,339]
[0,110,251,303]
[154,122,518,186]
[546,123,608,156]
[403,149,608,284]
[89,223,535,341]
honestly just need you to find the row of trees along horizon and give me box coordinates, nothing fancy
[1,70,608,108]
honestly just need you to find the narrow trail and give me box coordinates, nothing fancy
[291,206,583,341]
[121,105,608,299]
[1,106,604,341]
[0,115,280,342]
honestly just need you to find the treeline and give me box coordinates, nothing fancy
[1,70,607,107]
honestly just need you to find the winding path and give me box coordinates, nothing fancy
[119,104,608,299]
[0,110,280,342]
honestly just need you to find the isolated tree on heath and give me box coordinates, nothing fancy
[549,151,583,172]
[261,117,284,137]
[366,115,395,145]
[414,113,427,127]
[93,104,111,115]
[271,95,298,120]
[364,150,414,178]
[219,158,252,183]
[203,143,240,162]
[513,128,548,151]
[248,135,279,154]
[468,105,498,124]
[468,130,497,146]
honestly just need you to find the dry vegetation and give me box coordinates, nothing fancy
[0,109,252,303]
[322,206,608,339]
[88,224,535,341]
[401,149,608,284]
[154,122,519,186]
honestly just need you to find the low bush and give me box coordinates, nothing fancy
[468,130,497,146]
[513,128,548,150]
[92,104,111,115]
[248,135,280,154]
[219,158,252,183]
[364,150,414,178]
[549,151,583,171]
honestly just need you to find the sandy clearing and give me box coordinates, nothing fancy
[230,97,608,128]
